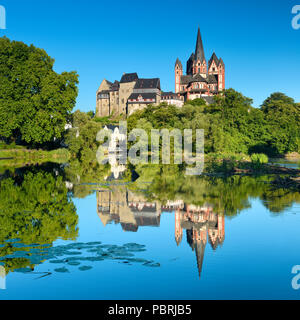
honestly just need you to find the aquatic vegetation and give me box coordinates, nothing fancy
[0,240,160,276]
[79,266,92,271]
[54,267,70,273]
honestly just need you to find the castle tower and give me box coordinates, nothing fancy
[175,209,183,246]
[175,58,183,93]
[193,28,207,77]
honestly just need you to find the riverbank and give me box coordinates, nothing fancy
[271,175,300,191]
[0,148,70,168]
[204,157,300,176]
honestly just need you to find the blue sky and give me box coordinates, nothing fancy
[0,0,300,110]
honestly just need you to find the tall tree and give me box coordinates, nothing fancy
[0,37,79,145]
[261,92,300,154]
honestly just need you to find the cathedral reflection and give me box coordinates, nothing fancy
[173,203,224,278]
[97,189,225,278]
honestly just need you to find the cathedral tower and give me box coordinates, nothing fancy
[175,58,183,93]
[175,209,183,246]
[193,28,207,77]
[174,27,225,101]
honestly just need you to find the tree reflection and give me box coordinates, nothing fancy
[0,167,78,273]
[132,164,300,216]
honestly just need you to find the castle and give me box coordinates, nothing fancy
[96,73,161,118]
[175,27,225,102]
[96,27,225,117]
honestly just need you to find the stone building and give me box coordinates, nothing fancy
[127,78,161,116]
[96,73,161,118]
[119,73,139,115]
[175,27,225,102]
[161,92,184,107]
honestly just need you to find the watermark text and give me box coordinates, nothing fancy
[292,5,300,30]
[0,5,6,30]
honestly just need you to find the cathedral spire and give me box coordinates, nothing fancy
[195,27,205,63]
[195,241,206,279]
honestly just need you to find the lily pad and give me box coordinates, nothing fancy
[67,261,81,266]
[49,259,65,264]
[78,266,93,271]
[14,267,32,273]
[54,267,69,273]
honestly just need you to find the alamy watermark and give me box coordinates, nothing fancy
[292,265,300,290]
[95,121,204,176]
[0,5,6,30]
[292,5,300,30]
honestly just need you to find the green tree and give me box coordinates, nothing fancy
[0,37,79,145]
[261,92,300,154]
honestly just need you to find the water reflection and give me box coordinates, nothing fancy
[97,188,225,278]
[175,206,224,278]
[97,188,161,232]
[0,162,300,293]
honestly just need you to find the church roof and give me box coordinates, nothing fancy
[191,74,207,83]
[195,27,206,63]
[208,52,219,67]
[120,73,139,83]
[180,75,193,84]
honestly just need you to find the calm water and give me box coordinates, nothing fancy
[0,163,300,300]
[269,158,300,169]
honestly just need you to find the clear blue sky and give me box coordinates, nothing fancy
[1,0,300,110]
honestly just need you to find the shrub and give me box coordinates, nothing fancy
[251,153,269,164]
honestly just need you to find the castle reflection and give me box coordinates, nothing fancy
[97,189,225,278]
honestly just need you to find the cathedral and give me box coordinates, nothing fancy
[175,28,225,102]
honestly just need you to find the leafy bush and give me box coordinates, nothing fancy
[251,153,269,169]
